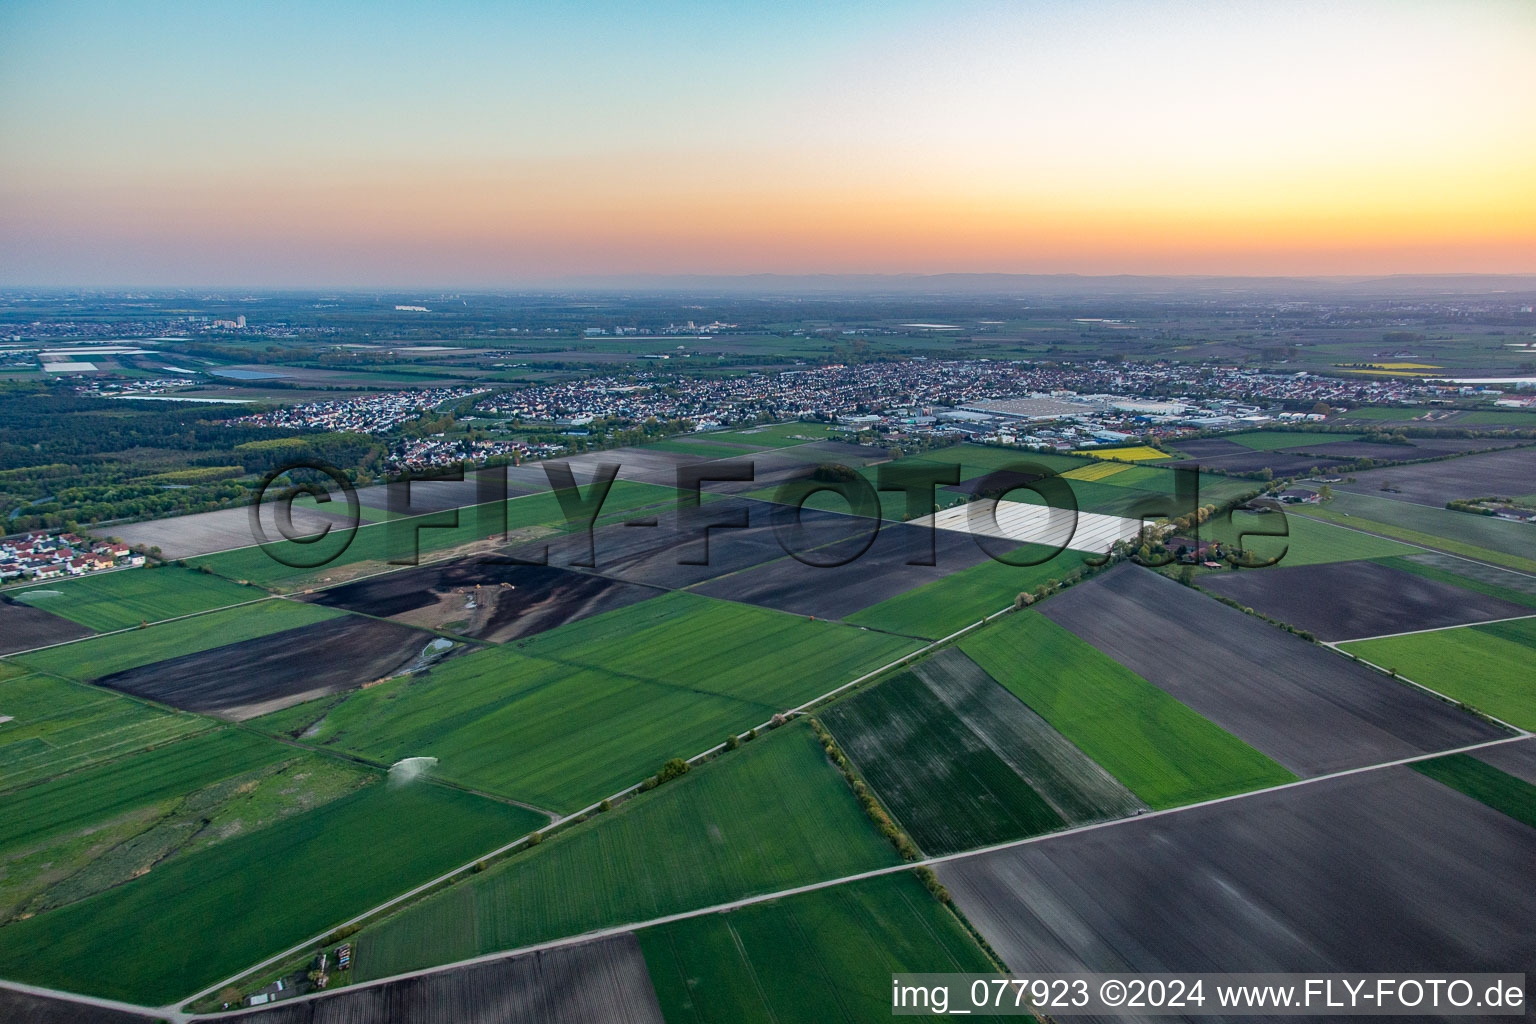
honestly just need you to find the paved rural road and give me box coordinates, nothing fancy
[17,729,1517,1023]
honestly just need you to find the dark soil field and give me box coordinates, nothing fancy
[0,596,95,655]
[1399,552,1536,598]
[1334,445,1536,504]
[223,934,663,1024]
[1474,737,1536,786]
[1299,436,1525,458]
[1167,435,1524,477]
[94,614,446,719]
[1167,451,1351,476]
[504,446,710,490]
[801,439,895,462]
[692,517,993,622]
[0,988,155,1024]
[938,766,1536,1021]
[715,449,853,497]
[1198,560,1531,640]
[564,496,893,591]
[305,558,659,642]
[944,468,1042,497]
[1168,438,1250,460]
[513,497,831,590]
[1278,440,1474,463]
[1040,566,1507,775]
[665,436,769,452]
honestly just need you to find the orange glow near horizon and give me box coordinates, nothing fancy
[2,0,1534,283]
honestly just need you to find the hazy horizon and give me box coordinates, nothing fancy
[7,271,1536,298]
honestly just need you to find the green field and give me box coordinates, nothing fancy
[12,599,342,681]
[1336,407,1427,421]
[1219,431,1363,451]
[846,544,1088,638]
[696,421,844,447]
[641,437,769,456]
[821,670,1063,854]
[6,566,262,632]
[0,777,542,1005]
[190,480,682,588]
[352,723,899,981]
[1305,492,1536,573]
[639,872,1006,1024]
[1018,467,1254,517]
[0,668,211,792]
[0,729,372,924]
[256,592,919,812]
[909,445,1093,482]
[961,614,1295,806]
[1339,618,1536,730]
[1412,753,1536,829]
[1196,508,1416,567]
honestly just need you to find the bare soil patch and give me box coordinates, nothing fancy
[94,614,448,719]
[305,557,659,642]
[939,766,1536,998]
[0,596,95,655]
[1198,560,1530,640]
[1039,566,1507,775]
[1336,445,1536,504]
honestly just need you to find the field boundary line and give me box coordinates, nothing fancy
[0,594,282,659]
[1322,645,1534,736]
[174,732,1532,1021]
[1326,611,1536,645]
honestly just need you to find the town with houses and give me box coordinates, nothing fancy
[231,386,493,435]
[111,356,1531,477]
[0,532,145,582]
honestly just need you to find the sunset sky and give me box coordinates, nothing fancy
[2,0,1533,285]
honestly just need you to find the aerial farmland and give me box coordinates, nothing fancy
[7,0,1536,1012]
[2,300,1535,1023]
